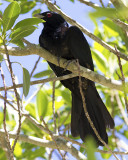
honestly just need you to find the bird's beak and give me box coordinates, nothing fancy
[34,13,44,19]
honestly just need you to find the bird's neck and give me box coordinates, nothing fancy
[43,25,55,35]
[43,21,68,37]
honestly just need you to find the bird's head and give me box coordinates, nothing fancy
[34,11,66,28]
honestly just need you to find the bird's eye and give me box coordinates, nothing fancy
[47,13,52,18]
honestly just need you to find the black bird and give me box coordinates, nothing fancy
[36,11,114,146]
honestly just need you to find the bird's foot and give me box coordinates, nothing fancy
[57,56,61,66]
[63,59,77,71]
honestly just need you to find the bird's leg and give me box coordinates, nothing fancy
[63,59,77,71]
[57,56,61,66]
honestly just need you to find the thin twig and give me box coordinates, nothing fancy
[113,126,123,160]
[0,66,14,160]
[48,149,54,160]
[0,73,77,91]
[0,128,127,156]
[40,117,65,159]
[22,38,32,46]
[115,46,128,112]
[76,60,119,160]
[111,96,121,158]
[30,56,41,78]
[110,0,128,10]
[99,0,105,7]
[113,19,128,32]
[3,41,22,151]
[44,0,128,61]
[0,45,127,91]
[115,92,128,126]
[0,94,17,111]
[107,0,112,7]
[60,134,127,155]
[23,83,44,108]
[59,111,71,130]
[0,129,87,160]
[0,136,11,159]
[78,0,100,9]
[52,81,57,134]
[22,113,49,133]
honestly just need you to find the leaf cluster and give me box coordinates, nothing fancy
[0,0,128,160]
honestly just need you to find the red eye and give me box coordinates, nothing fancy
[47,13,52,18]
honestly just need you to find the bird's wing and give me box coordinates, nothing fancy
[65,26,94,71]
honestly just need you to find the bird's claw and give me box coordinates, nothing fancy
[57,56,61,66]
[63,59,77,71]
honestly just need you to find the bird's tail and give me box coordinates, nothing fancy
[71,83,114,146]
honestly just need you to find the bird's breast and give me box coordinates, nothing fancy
[40,34,73,59]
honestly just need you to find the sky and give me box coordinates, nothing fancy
[1,0,127,160]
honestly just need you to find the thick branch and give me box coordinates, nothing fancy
[0,130,128,156]
[78,0,100,9]
[44,0,128,61]
[113,19,128,32]
[0,45,127,92]
[111,0,128,9]
[0,130,87,160]
[78,1,128,35]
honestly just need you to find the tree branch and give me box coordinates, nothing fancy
[111,0,128,9]
[113,19,128,32]
[0,73,77,91]
[78,0,100,9]
[0,65,14,160]
[0,45,127,92]
[44,0,128,61]
[0,130,87,160]
[78,0,128,33]
[0,129,128,156]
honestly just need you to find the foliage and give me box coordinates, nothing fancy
[0,0,128,160]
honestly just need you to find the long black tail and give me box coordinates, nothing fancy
[71,83,114,146]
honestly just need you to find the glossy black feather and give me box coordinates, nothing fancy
[38,11,114,146]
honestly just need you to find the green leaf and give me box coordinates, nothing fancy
[92,49,108,74]
[102,19,120,37]
[23,67,30,97]
[33,70,53,78]
[25,103,36,119]
[13,142,22,157]
[86,136,97,160]
[90,7,128,22]
[11,39,24,48]
[89,8,117,20]
[61,89,71,106]
[22,120,43,138]
[122,62,128,75]
[10,26,36,42]
[32,9,41,17]
[20,1,36,14]
[0,36,3,46]
[0,112,3,125]
[101,151,111,159]
[13,18,44,30]
[2,1,20,34]
[0,54,3,63]
[36,90,48,118]
[0,148,6,160]
[70,0,74,2]
[108,53,118,76]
